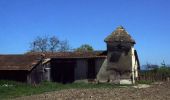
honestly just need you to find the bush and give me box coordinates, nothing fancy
[139,66,170,82]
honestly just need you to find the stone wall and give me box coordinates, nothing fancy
[95,58,106,78]
[97,42,134,84]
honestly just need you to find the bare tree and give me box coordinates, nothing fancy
[30,36,70,52]
[58,40,70,52]
[30,36,49,52]
[30,41,38,52]
[49,36,60,52]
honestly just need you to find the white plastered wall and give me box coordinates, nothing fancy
[131,47,139,84]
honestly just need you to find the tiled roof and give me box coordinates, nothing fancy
[0,54,42,70]
[0,51,107,70]
[31,51,107,59]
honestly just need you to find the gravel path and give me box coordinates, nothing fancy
[14,82,170,100]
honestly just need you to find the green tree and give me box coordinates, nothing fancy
[75,44,94,52]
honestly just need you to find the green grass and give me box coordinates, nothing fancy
[0,80,130,100]
[136,80,153,84]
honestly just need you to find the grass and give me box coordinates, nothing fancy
[136,80,153,84]
[0,80,131,100]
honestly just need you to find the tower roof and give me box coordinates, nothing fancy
[104,26,136,44]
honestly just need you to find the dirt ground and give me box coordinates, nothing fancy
[14,82,170,100]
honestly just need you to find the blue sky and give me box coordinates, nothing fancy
[0,0,170,65]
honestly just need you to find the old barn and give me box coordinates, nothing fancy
[0,26,140,84]
[0,51,106,84]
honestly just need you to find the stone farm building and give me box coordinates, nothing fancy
[0,26,140,84]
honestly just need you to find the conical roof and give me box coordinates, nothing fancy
[104,26,135,44]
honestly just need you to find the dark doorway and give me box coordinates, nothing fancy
[0,70,28,82]
[87,59,96,79]
[51,59,75,84]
